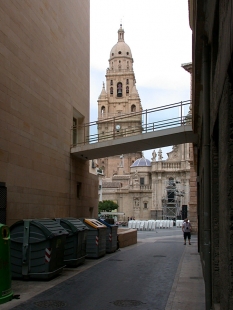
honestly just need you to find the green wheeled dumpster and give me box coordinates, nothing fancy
[10,219,68,280]
[82,219,107,258]
[0,224,13,304]
[55,218,88,267]
[99,219,118,253]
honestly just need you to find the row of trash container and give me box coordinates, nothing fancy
[8,218,118,281]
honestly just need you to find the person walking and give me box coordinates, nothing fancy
[182,218,192,245]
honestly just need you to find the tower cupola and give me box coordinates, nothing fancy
[109,24,133,63]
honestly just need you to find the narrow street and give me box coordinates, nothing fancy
[3,228,192,310]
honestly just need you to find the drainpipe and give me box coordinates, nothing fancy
[203,37,212,310]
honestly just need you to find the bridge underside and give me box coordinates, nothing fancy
[71,125,197,160]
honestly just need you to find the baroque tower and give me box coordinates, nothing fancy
[97,25,142,177]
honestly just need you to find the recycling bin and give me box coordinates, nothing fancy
[81,219,107,258]
[55,218,88,267]
[10,219,68,280]
[0,224,13,304]
[99,219,118,253]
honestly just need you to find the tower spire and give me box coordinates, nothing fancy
[118,24,124,42]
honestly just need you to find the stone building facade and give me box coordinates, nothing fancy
[0,0,99,226]
[97,25,142,177]
[190,0,233,308]
[101,145,191,221]
[97,25,192,222]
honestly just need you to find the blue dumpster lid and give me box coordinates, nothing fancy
[54,218,88,234]
[10,219,68,243]
[98,219,118,228]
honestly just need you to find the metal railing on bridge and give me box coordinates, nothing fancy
[71,100,191,147]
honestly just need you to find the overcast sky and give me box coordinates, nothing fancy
[90,0,192,160]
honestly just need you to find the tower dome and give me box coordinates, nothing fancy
[109,24,133,61]
[131,157,151,167]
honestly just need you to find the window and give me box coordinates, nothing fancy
[73,118,77,145]
[110,87,113,95]
[131,104,136,112]
[101,106,105,114]
[126,79,129,84]
[117,82,122,97]
[77,182,81,199]
[140,178,144,185]
[118,51,122,54]
[144,203,148,209]
[126,86,129,94]
[110,80,113,85]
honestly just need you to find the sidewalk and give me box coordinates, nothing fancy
[165,239,205,310]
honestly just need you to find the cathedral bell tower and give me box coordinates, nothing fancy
[97,25,142,178]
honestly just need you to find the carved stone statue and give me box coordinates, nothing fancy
[151,150,157,161]
[158,148,163,161]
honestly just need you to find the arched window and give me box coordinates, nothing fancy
[126,86,129,94]
[117,82,122,97]
[101,106,105,115]
[110,87,113,95]
[110,80,113,85]
[131,104,136,112]
[126,79,129,84]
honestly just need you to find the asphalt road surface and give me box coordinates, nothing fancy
[7,228,188,310]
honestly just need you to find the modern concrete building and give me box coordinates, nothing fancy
[190,0,233,308]
[0,0,99,226]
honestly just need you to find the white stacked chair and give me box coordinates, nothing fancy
[128,220,133,228]
[151,220,156,230]
[139,221,145,230]
[132,220,136,229]
[136,220,140,230]
[148,220,153,230]
[144,221,149,231]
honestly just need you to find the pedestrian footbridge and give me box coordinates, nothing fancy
[71,100,197,160]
